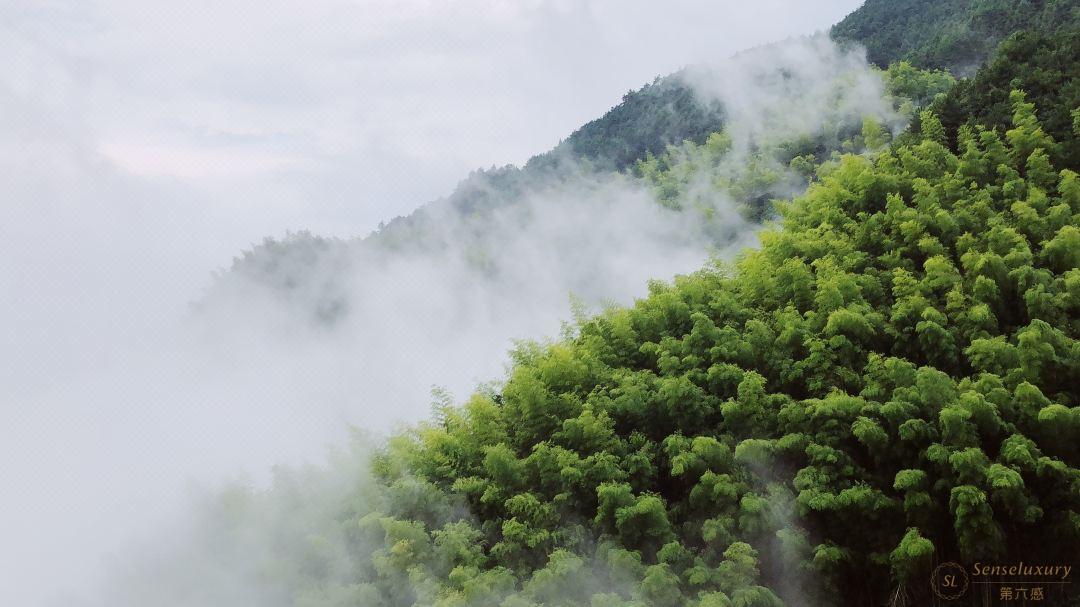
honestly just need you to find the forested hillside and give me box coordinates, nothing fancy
[142,3,1080,607]
[832,0,1080,73]
[534,75,726,172]
[369,95,1080,607]
[126,91,1080,607]
[198,38,925,330]
[209,0,1080,322]
[934,28,1080,170]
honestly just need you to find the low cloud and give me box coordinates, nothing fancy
[1,6,889,604]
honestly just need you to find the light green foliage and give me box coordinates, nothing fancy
[346,92,1078,606]
[633,62,948,224]
[881,61,955,110]
[889,528,934,583]
[178,91,1078,606]
[832,0,1080,73]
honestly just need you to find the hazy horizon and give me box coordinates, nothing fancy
[1,2,868,604]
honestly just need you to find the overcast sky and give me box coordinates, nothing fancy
[1,2,869,604]
[1,0,868,404]
[3,0,863,241]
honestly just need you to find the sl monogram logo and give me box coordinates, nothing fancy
[931,562,970,600]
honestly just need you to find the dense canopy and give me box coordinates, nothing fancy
[175,6,1080,607]
[935,28,1080,171]
[831,0,1080,74]
[258,93,1080,607]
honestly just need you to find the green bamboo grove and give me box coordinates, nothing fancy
[319,92,1077,607]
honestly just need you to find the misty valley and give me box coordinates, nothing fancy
[2,1,1079,606]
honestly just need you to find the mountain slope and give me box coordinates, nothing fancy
[831,0,1080,73]
[138,94,1080,607]
[935,28,1080,170]
[532,75,726,172]
[199,37,925,332]
[105,5,1080,606]
[211,0,1080,320]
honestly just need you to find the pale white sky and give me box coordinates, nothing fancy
[3,0,863,240]
[0,2,870,603]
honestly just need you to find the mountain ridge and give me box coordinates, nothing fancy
[106,3,1080,606]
